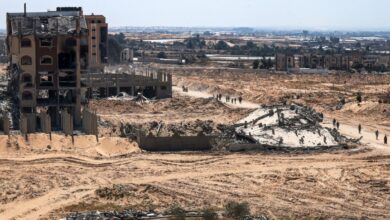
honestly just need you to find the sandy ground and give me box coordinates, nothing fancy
[1,149,389,219]
[1,69,390,219]
[0,134,141,158]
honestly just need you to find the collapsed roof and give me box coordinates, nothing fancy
[7,11,88,36]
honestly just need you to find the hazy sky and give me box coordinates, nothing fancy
[1,0,390,30]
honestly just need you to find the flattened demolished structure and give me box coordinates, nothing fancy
[235,105,340,148]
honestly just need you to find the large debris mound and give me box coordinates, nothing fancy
[235,104,344,148]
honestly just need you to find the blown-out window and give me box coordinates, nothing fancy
[22,73,32,83]
[40,38,53,47]
[40,56,53,65]
[22,91,33,100]
[21,56,32,65]
[21,38,32,48]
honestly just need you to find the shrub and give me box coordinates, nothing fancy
[167,204,186,220]
[202,208,218,220]
[224,201,250,218]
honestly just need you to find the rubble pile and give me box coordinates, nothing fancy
[95,184,136,200]
[234,104,345,148]
[120,119,220,138]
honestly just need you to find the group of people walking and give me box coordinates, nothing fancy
[333,119,387,145]
[215,94,243,105]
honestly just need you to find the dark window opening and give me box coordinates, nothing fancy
[92,36,96,40]
[21,38,32,47]
[40,56,53,65]
[92,28,96,32]
[58,52,76,69]
[161,86,167,90]
[22,74,32,83]
[21,56,32,65]
[39,74,54,87]
[22,91,33,100]
[40,38,53,47]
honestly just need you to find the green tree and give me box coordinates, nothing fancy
[215,40,229,50]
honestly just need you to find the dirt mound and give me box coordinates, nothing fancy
[0,134,141,157]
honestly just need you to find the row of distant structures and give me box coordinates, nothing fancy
[275,51,390,72]
[2,5,172,134]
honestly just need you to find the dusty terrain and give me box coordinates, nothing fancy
[1,68,390,219]
[174,70,390,134]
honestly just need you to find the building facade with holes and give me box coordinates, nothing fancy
[6,7,108,128]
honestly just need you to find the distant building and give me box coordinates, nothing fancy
[85,14,108,71]
[120,48,134,63]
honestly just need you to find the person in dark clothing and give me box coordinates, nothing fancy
[358,124,362,134]
[385,135,388,145]
[336,122,340,130]
[376,130,379,140]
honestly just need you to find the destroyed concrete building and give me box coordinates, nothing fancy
[230,104,345,151]
[120,48,134,63]
[5,5,172,133]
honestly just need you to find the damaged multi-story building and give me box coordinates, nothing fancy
[5,5,172,132]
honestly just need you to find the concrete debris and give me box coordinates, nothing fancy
[120,119,218,138]
[234,104,346,148]
[108,92,152,103]
[95,184,136,200]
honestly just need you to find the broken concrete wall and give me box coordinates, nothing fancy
[0,114,10,135]
[38,112,51,133]
[61,111,73,135]
[82,108,98,135]
[19,113,36,133]
[137,132,214,151]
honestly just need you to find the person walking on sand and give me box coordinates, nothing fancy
[358,124,362,134]
[336,122,340,130]
[376,130,379,140]
[384,135,388,145]
[333,118,336,127]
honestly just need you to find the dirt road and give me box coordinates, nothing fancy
[0,149,389,219]
[173,86,259,109]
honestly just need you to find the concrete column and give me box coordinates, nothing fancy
[74,17,82,126]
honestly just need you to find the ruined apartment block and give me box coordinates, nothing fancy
[6,6,172,133]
